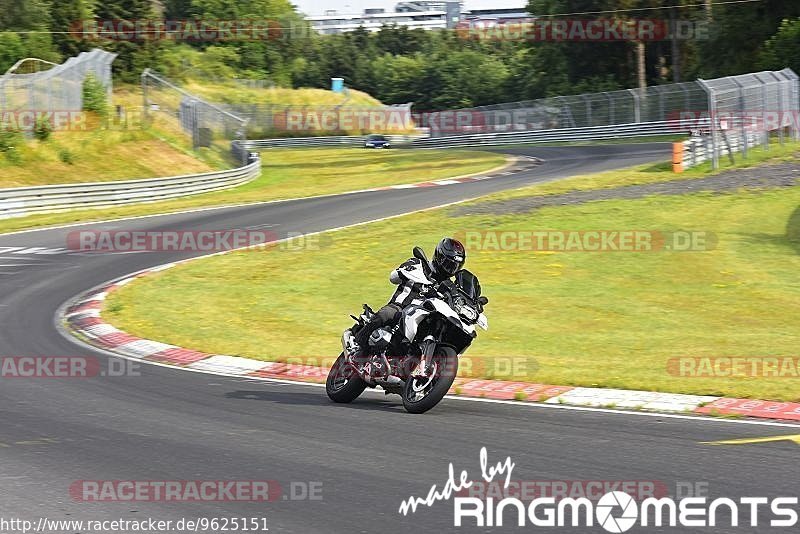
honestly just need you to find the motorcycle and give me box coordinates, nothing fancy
[326,246,488,413]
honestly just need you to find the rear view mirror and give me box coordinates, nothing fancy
[478,296,489,306]
[413,246,428,263]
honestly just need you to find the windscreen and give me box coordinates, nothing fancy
[455,269,481,301]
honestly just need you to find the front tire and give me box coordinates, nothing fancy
[402,347,458,414]
[326,352,367,403]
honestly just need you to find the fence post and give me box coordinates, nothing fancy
[732,78,747,159]
[697,78,718,169]
[761,81,770,150]
[141,69,149,121]
[583,94,592,126]
[774,73,785,146]
[628,89,641,123]
[789,69,800,141]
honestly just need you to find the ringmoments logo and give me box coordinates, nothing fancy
[399,448,800,531]
[595,492,639,533]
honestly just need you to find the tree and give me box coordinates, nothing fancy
[759,18,800,73]
[0,32,25,72]
[50,0,95,57]
[0,0,52,31]
[699,0,800,76]
[371,53,425,104]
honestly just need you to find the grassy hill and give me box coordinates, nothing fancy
[0,78,410,191]
[183,81,383,107]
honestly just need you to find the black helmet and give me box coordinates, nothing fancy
[431,237,465,279]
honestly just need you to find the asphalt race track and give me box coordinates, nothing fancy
[1,143,797,534]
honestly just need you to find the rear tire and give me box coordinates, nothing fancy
[402,347,458,414]
[326,352,367,403]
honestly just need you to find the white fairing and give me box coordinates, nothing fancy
[401,297,476,342]
[403,306,429,342]
[394,260,435,286]
[477,312,488,330]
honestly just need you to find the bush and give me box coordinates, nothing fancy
[0,129,22,153]
[0,130,23,165]
[4,149,22,165]
[82,73,109,118]
[58,148,75,165]
[34,117,52,141]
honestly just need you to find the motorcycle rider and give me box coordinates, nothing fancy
[352,237,466,355]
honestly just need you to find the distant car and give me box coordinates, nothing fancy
[364,134,391,149]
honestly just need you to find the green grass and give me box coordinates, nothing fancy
[182,81,383,108]
[0,148,507,234]
[105,155,800,401]
[0,128,215,188]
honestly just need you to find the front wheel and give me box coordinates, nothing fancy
[326,352,367,403]
[402,347,458,414]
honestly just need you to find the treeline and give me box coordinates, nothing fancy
[1,0,800,109]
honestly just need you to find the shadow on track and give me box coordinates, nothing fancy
[225,389,408,412]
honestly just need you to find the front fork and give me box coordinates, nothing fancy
[411,335,437,377]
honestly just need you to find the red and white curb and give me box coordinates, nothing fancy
[62,269,800,423]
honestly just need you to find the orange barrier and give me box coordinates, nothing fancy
[672,142,684,173]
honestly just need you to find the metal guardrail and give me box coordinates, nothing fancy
[680,130,764,170]
[407,120,687,149]
[0,156,261,219]
[239,134,424,150]
[242,135,364,148]
[237,123,682,152]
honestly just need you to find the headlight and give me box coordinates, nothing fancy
[456,303,478,322]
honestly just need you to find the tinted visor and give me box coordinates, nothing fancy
[437,254,464,276]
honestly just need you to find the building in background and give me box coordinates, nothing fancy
[307,2,465,34]
[459,7,532,29]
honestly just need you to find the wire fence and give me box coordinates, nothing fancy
[423,81,709,136]
[0,49,116,113]
[695,69,799,168]
[423,69,798,169]
[141,69,249,153]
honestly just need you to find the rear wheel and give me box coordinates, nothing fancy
[326,352,367,403]
[402,347,458,414]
